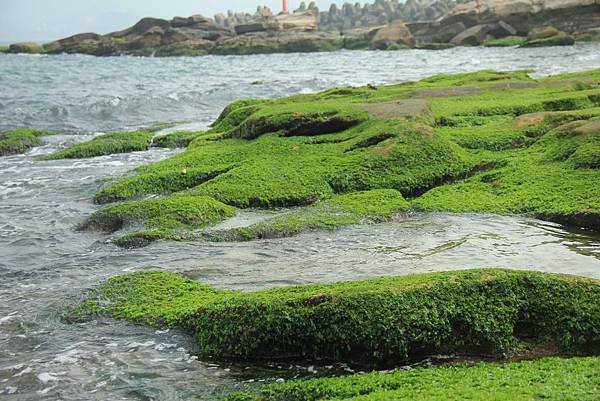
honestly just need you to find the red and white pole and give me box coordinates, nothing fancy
[283,0,288,14]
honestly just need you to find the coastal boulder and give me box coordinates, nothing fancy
[8,42,42,53]
[234,21,280,35]
[451,24,495,45]
[371,20,416,49]
[57,32,101,46]
[408,21,467,44]
[528,26,560,39]
[171,16,192,28]
[489,20,518,38]
[276,11,318,32]
[520,33,576,47]
[187,15,218,30]
[129,17,170,35]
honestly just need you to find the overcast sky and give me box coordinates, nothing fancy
[0,0,356,43]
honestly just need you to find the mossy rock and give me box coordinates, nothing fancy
[154,44,209,57]
[520,34,575,48]
[483,36,527,47]
[83,194,236,248]
[575,32,600,43]
[7,42,43,54]
[385,43,407,51]
[226,356,600,401]
[43,130,153,160]
[77,269,600,365]
[153,131,206,148]
[0,128,57,156]
[225,107,367,140]
[86,69,600,243]
[208,189,408,242]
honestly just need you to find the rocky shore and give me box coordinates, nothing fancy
[12,68,595,248]
[76,268,600,401]
[3,0,600,57]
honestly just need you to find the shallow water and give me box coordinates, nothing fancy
[1,46,600,400]
[2,43,600,133]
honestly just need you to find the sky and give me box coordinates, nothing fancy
[0,0,353,43]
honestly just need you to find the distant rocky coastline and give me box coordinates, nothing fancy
[4,0,600,56]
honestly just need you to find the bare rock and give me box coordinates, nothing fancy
[451,24,495,45]
[528,25,560,39]
[235,22,281,35]
[489,20,517,38]
[371,20,416,49]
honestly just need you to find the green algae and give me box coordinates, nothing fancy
[415,115,600,229]
[483,37,527,47]
[153,130,206,148]
[84,69,600,245]
[77,268,600,364]
[83,194,235,236]
[208,189,408,241]
[43,130,153,160]
[226,356,600,401]
[0,128,57,156]
[520,34,576,48]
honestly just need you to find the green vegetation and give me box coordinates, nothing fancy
[520,34,576,48]
[483,36,527,47]
[77,269,600,363]
[83,194,235,247]
[153,130,206,148]
[414,115,600,228]
[226,357,600,401]
[0,128,57,156]
[576,32,600,42]
[0,45,8,52]
[209,189,408,241]
[43,130,153,160]
[155,44,209,57]
[82,69,600,246]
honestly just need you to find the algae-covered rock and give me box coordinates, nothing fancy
[208,189,408,242]
[0,128,56,156]
[7,42,43,54]
[153,131,206,148]
[86,69,600,241]
[483,36,526,47]
[83,194,236,248]
[77,268,600,364]
[43,130,153,160]
[227,357,600,401]
[520,33,576,48]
